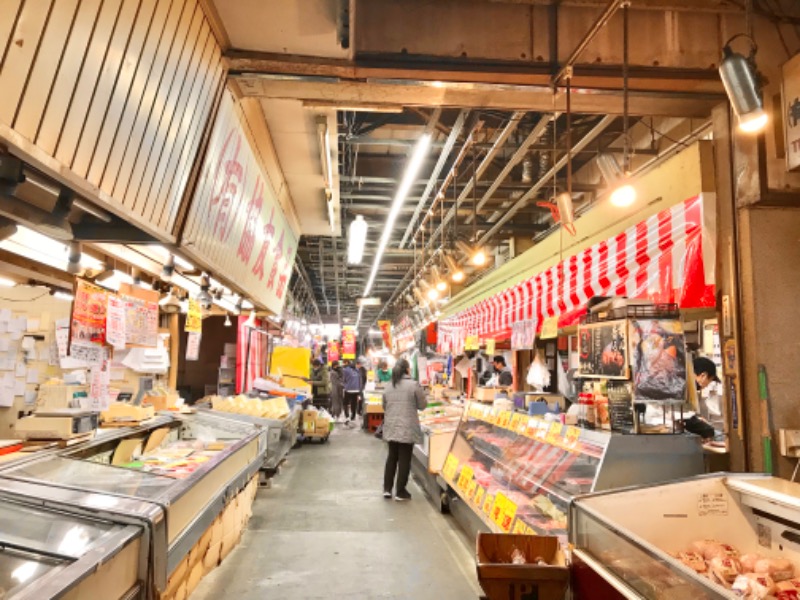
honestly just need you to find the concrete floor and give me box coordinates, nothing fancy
[192,422,482,599]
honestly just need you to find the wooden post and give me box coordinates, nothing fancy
[168,313,179,390]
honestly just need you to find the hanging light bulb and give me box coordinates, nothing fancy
[419,278,439,302]
[471,248,487,266]
[719,35,767,134]
[431,265,447,292]
[442,253,464,283]
[596,153,637,208]
[610,182,637,208]
[224,313,232,327]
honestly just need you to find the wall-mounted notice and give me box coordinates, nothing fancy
[186,332,201,361]
[122,295,158,348]
[71,280,108,346]
[106,295,127,350]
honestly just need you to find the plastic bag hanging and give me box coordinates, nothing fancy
[527,349,551,392]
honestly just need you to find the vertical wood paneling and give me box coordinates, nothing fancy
[0,0,53,125]
[54,0,123,166]
[0,0,24,74]
[36,0,103,154]
[100,0,175,195]
[0,0,226,240]
[85,0,157,185]
[13,0,80,141]
[127,3,201,216]
[143,22,211,227]
[157,36,221,230]
[113,0,189,205]
[72,0,140,177]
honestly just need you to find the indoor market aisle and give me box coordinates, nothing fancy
[192,423,483,599]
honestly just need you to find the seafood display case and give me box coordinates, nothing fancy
[440,401,704,542]
[570,474,800,599]
[0,411,266,597]
[411,406,463,508]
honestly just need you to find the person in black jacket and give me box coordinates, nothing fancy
[357,358,368,420]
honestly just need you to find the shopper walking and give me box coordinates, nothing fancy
[308,359,331,411]
[329,361,344,421]
[382,358,427,501]
[357,357,368,418]
[342,360,361,426]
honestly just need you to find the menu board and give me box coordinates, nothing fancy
[578,320,628,379]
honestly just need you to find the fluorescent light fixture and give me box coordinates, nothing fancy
[363,134,432,297]
[719,38,767,134]
[0,226,103,273]
[317,117,334,193]
[0,277,16,287]
[173,254,194,271]
[348,215,368,264]
[53,291,74,301]
[242,299,254,310]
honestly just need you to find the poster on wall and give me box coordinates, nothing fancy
[511,319,535,350]
[70,280,108,364]
[125,296,158,348]
[782,53,800,172]
[629,319,687,402]
[106,295,126,350]
[342,328,356,359]
[89,359,111,411]
[327,340,340,363]
[185,299,202,334]
[577,320,628,379]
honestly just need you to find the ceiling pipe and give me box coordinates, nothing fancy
[426,111,526,250]
[466,114,556,223]
[477,115,616,246]
[400,109,469,248]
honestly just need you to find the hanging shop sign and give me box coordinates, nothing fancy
[782,53,800,172]
[342,328,356,359]
[485,339,496,356]
[185,300,203,334]
[540,316,559,340]
[438,196,714,353]
[511,320,536,350]
[327,341,340,363]
[378,320,393,349]
[186,332,202,361]
[182,91,298,316]
[465,335,480,351]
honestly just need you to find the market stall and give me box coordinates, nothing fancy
[0,411,266,598]
[411,404,464,509]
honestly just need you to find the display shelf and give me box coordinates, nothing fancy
[441,401,705,542]
[570,473,800,600]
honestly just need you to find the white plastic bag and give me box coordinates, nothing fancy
[526,351,551,392]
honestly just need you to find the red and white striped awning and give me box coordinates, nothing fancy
[438,195,715,354]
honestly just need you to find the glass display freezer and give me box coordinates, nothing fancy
[570,473,800,599]
[0,411,267,597]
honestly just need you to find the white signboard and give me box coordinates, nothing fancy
[182,91,298,315]
[783,53,800,172]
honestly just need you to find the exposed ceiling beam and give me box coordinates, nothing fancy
[478,115,615,244]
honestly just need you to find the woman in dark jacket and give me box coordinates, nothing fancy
[382,358,427,501]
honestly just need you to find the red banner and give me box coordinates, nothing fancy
[328,340,340,363]
[438,196,715,352]
[378,320,392,349]
[342,327,356,359]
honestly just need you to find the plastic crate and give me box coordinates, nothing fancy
[365,412,384,433]
[476,533,568,600]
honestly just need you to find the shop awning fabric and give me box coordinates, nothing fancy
[438,195,715,354]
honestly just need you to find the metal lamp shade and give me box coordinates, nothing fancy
[719,48,767,133]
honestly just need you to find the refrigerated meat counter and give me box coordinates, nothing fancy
[439,401,704,542]
[0,410,267,599]
[570,474,800,599]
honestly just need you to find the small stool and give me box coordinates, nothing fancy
[366,412,384,433]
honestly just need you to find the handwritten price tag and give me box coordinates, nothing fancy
[545,422,564,446]
[509,412,522,432]
[442,454,459,482]
[483,493,495,517]
[466,479,478,501]
[513,519,528,534]
[457,465,474,492]
[535,420,548,441]
[474,485,485,507]
[564,425,581,451]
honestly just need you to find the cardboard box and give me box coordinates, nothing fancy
[315,417,330,432]
[365,403,384,414]
[473,387,499,403]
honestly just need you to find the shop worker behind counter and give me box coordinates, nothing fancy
[492,356,514,387]
[382,358,427,501]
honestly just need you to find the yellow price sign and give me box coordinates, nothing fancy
[526,525,537,536]
[457,465,474,492]
[473,485,485,507]
[466,479,478,501]
[564,425,581,451]
[500,411,512,429]
[483,493,495,517]
[545,422,564,446]
[485,338,496,355]
[512,519,528,534]
[465,335,480,350]
[535,420,548,441]
[491,492,508,526]
[509,412,522,432]
[442,453,459,482]
[524,417,538,438]
[502,500,519,533]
